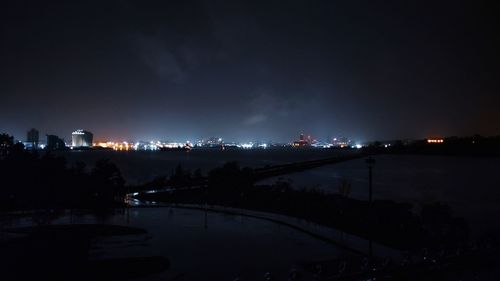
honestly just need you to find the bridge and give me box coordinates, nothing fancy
[251,153,366,181]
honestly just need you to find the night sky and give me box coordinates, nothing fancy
[1,1,498,142]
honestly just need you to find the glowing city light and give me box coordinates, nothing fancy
[427,139,444,143]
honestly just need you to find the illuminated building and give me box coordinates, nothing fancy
[72,129,93,147]
[427,138,444,144]
[293,133,310,147]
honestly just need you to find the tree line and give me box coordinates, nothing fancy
[0,133,126,211]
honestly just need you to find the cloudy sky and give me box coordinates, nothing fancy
[1,0,498,142]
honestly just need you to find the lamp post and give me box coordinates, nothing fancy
[365,157,376,204]
[365,156,376,262]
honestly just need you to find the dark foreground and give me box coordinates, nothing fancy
[1,134,500,280]
[1,224,169,281]
[1,208,498,281]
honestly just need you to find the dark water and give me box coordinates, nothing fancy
[57,149,346,184]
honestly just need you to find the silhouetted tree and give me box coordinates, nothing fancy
[0,133,14,157]
[169,164,191,188]
[89,159,125,206]
[207,162,253,194]
[420,202,469,248]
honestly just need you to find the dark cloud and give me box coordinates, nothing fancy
[0,0,498,142]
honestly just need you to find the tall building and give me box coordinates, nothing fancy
[26,128,39,149]
[293,133,310,147]
[46,135,66,150]
[72,129,93,147]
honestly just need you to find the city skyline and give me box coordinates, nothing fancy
[14,127,357,145]
[6,125,499,146]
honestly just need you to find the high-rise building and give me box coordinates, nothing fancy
[293,133,310,147]
[72,129,93,147]
[26,128,39,149]
[46,135,66,150]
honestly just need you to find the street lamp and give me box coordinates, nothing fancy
[365,156,376,265]
[365,157,376,204]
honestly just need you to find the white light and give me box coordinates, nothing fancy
[355,144,362,149]
[240,143,253,149]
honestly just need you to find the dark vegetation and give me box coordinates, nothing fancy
[136,164,206,191]
[0,133,126,211]
[1,133,170,281]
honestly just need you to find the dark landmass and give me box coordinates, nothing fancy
[363,135,500,157]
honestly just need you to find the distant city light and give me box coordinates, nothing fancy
[239,142,253,149]
[427,138,444,143]
[26,129,363,151]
